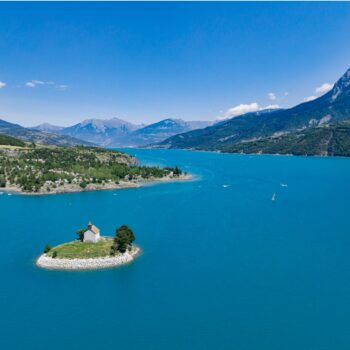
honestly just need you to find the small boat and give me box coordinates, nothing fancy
[272,193,276,201]
[280,183,288,187]
[222,184,230,188]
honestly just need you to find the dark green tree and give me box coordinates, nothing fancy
[79,181,87,189]
[43,244,52,253]
[76,228,86,242]
[112,225,135,254]
[174,166,181,176]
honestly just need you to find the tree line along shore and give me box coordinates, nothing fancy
[0,135,186,194]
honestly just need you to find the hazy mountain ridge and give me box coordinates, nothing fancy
[57,118,143,147]
[0,119,94,147]
[31,117,212,147]
[30,123,64,133]
[126,119,212,146]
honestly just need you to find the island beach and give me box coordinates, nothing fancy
[36,246,140,270]
[2,173,192,196]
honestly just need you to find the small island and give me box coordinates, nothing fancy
[36,222,140,270]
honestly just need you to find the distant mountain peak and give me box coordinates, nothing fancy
[163,118,183,124]
[79,117,139,128]
[30,123,64,132]
[331,67,350,101]
[38,122,57,127]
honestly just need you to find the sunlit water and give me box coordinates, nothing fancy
[1,149,350,350]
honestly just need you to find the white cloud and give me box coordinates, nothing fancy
[56,84,68,91]
[302,82,334,103]
[25,80,46,88]
[264,104,280,110]
[284,92,289,96]
[303,95,317,102]
[25,81,36,87]
[25,80,68,90]
[268,92,276,101]
[0,81,6,89]
[315,83,333,94]
[216,103,280,121]
[220,103,260,120]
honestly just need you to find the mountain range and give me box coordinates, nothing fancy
[155,68,350,156]
[46,118,142,147]
[2,67,350,156]
[0,119,93,147]
[31,118,212,147]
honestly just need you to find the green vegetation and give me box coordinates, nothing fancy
[0,145,183,192]
[112,225,135,254]
[46,239,116,259]
[76,228,86,242]
[221,121,350,157]
[43,244,52,253]
[0,134,25,147]
[45,225,137,259]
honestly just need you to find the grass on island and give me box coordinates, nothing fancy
[47,238,117,259]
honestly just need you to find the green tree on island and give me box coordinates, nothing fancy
[112,225,135,254]
[174,166,182,176]
[76,228,86,242]
[0,177,6,188]
[43,244,52,253]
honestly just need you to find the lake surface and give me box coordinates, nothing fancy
[1,149,350,350]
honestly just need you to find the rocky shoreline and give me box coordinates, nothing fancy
[36,246,140,270]
[2,174,192,196]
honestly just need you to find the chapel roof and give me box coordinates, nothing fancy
[87,221,100,234]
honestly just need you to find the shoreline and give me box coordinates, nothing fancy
[151,146,350,159]
[1,173,192,196]
[36,246,141,270]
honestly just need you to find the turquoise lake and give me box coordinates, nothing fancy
[1,149,350,350]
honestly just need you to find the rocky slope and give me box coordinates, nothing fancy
[221,121,350,157]
[127,118,212,146]
[57,118,142,147]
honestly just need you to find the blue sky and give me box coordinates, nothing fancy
[0,2,349,127]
